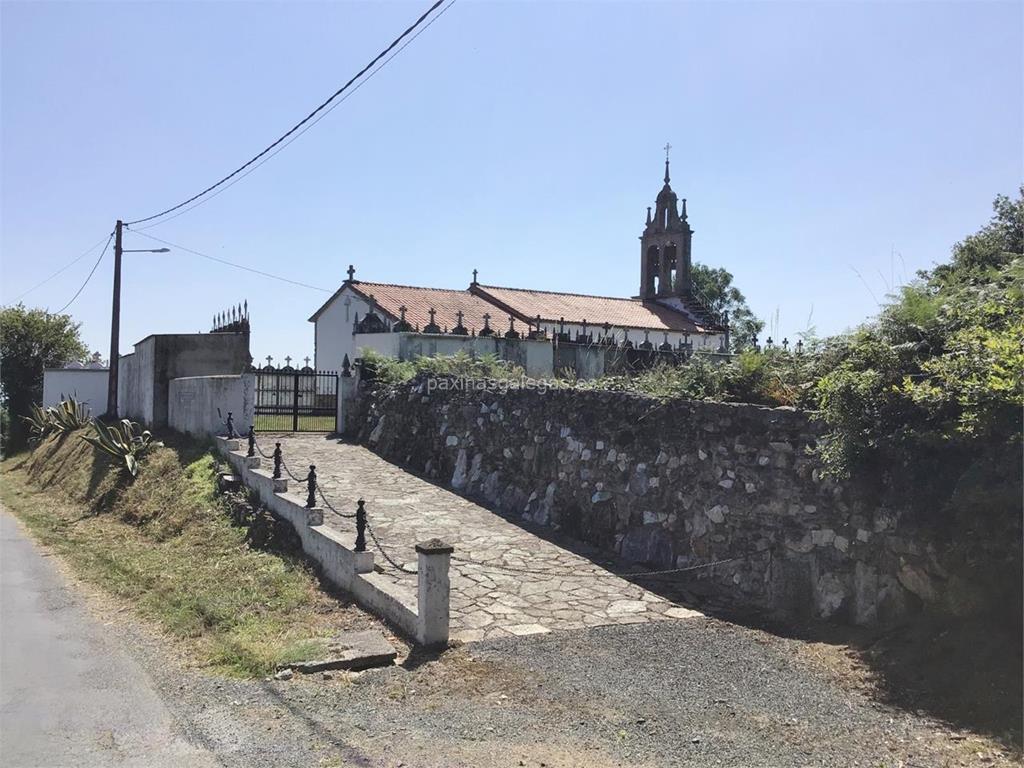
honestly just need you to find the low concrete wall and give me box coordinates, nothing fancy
[118,332,250,427]
[168,375,255,437]
[355,332,554,378]
[42,369,109,412]
[214,437,449,645]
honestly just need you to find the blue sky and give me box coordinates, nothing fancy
[2,0,1020,364]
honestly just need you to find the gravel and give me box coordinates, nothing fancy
[118,613,1014,767]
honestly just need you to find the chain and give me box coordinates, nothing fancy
[451,553,753,580]
[364,519,418,575]
[252,437,274,459]
[279,456,307,483]
[316,483,358,519]
[239,432,746,582]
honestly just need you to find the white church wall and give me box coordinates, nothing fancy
[314,287,372,372]
[535,321,723,352]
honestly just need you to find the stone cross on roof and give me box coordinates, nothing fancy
[304,356,311,367]
[266,355,273,366]
[347,265,355,281]
[472,269,478,284]
[284,356,292,367]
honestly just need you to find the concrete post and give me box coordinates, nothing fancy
[337,375,359,435]
[415,538,453,647]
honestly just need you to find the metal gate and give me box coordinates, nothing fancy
[253,365,337,432]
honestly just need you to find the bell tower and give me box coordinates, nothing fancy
[639,144,693,299]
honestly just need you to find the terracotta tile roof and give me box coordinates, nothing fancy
[471,284,711,333]
[348,281,504,334]
[309,278,720,335]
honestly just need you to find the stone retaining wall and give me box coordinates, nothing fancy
[356,378,1009,625]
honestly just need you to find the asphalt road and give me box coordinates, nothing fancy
[0,511,219,768]
[0,508,1011,767]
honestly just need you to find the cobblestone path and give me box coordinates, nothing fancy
[267,434,703,642]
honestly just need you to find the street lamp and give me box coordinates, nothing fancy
[105,220,171,418]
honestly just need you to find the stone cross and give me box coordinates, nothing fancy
[455,310,464,327]
[399,305,407,321]
[428,308,436,324]
[472,269,478,284]
[482,312,490,328]
[266,355,273,366]
[347,265,355,281]
[303,356,310,367]
[284,356,292,367]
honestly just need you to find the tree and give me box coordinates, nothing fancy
[813,188,1024,514]
[689,263,765,351]
[0,304,88,452]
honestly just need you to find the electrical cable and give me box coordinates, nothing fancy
[53,232,115,314]
[125,0,449,228]
[9,233,112,303]
[125,228,330,292]
[130,0,458,233]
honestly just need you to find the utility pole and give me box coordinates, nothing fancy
[105,220,123,419]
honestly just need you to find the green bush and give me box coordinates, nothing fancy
[359,348,524,388]
[81,419,158,478]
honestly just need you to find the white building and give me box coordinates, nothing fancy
[309,159,728,372]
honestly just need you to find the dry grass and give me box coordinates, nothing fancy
[0,429,376,677]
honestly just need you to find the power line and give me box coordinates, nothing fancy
[132,0,458,232]
[9,233,112,303]
[125,228,330,292]
[125,0,449,228]
[54,232,114,314]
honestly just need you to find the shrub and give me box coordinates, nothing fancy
[359,348,524,388]
[49,395,91,434]
[81,419,158,478]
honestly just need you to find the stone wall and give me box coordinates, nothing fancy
[356,378,1013,626]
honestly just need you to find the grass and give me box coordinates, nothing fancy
[0,429,357,677]
[254,414,336,432]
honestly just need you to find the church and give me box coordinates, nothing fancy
[309,154,729,373]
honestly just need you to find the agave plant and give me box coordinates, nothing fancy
[80,419,157,477]
[49,395,91,434]
[21,404,56,445]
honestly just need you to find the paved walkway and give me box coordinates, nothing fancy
[0,511,219,767]
[266,434,702,643]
